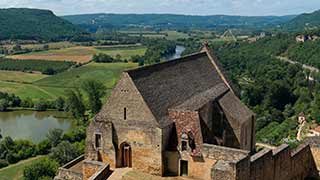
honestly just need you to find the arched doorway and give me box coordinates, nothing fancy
[120,142,132,167]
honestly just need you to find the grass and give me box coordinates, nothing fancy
[0,156,45,180]
[0,70,47,83]
[0,62,137,100]
[7,45,147,63]
[35,62,137,88]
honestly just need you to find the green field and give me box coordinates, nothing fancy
[0,62,137,100]
[0,70,47,83]
[0,156,45,180]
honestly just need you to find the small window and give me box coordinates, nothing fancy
[181,140,188,151]
[124,108,127,120]
[244,129,247,146]
[95,134,101,148]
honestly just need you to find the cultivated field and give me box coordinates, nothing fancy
[7,45,147,63]
[3,41,75,51]
[0,62,137,100]
[0,70,47,83]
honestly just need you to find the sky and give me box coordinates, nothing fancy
[0,0,320,16]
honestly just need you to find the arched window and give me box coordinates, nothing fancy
[187,132,196,151]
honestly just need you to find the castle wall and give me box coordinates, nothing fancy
[248,144,318,180]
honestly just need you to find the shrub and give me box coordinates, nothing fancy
[0,159,9,168]
[23,157,58,180]
[34,99,47,111]
[36,139,51,155]
[49,141,81,165]
[46,128,63,147]
[0,99,9,111]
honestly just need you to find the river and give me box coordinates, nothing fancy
[163,45,186,61]
[0,110,75,143]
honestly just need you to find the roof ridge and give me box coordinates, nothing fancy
[201,43,235,95]
[126,51,207,75]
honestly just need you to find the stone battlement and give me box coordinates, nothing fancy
[249,144,317,180]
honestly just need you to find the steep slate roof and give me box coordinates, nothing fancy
[218,91,254,124]
[126,45,252,127]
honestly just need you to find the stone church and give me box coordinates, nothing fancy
[55,44,319,180]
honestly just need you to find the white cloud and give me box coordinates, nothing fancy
[0,0,319,16]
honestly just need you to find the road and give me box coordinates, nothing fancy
[277,56,319,73]
[297,121,306,141]
[277,56,319,81]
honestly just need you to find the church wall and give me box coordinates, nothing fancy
[85,72,163,175]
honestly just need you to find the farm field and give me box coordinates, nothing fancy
[0,70,47,83]
[0,62,137,100]
[6,45,147,63]
[0,156,45,180]
[3,41,75,51]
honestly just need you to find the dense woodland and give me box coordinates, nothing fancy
[63,13,295,33]
[0,8,84,41]
[181,33,320,146]
[215,38,320,146]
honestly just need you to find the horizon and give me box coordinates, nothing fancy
[0,0,319,16]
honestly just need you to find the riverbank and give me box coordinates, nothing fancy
[0,156,45,180]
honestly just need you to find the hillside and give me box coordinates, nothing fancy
[283,9,320,31]
[63,13,295,32]
[0,8,84,40]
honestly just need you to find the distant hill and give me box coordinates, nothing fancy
[62,13,296,32]
[0,8,84,40]
[283,10,320,31]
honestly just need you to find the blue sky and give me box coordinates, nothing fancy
[1,0,320,16]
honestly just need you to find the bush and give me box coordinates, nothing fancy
[46,128,63,147]
[23,157,58,180]
[0,159,9,168]
[0,99,9,111]
[92,53,115,63]
[49,141,81,165]
[55,97,65,111]
[36,139,51,155]
[34,99,47,111]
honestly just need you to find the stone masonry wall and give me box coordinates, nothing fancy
[169,109,203,155]
[248,144,318,180]
[82,160,105,180]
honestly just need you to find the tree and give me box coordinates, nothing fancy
[46,128,63,147]
[65,89,86,119]
[36,139,51,155]
[55,97,65,111]
[34,99,47,111]
[23,157,58,180]
[0,99,8,111]
[81,80,106,114]
[49,141,81,165]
